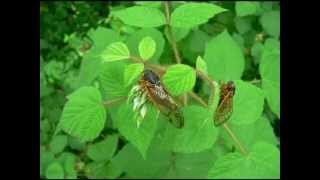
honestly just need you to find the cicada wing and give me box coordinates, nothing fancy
[155,103,184,129]
[169,108,184,128]
[147,84,184,128]
[214,94,234,126]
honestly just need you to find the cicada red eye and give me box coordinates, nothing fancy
[214,81,236,126]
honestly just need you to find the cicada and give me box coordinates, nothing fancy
[214,81,236,126]
[128,69,184,128]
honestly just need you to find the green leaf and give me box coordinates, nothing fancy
[55,152,78,179]
[204,30,245,81]
[256,2,274,15]
[76,28,121,88]
[88,27,122,53]
[138,36,156,61]
[40,71,53,98]
[48,108,63,123]
[196,56,207,75]
[181,29,211,63]
[124,63,144,87]
[49,135,68,154]
[173,149,217,178]
[113,6,166,27]
[63,153,77,179]
[232,33,245,51]
[251,42,264,63]
[112,143,171,178]
[234,17,251,34]
[171,3,227,28]
[101,42,130,62]
[87,135,118,162]
[117,103,159,159]
[99,61,130,98]
[46,162,64,179]
[151,118,177,151]
[188,30,210,54]
[40,119,51,132]
[260,49,280,118]
[263,80,280,117]
[68,136,86,151]
[112,142,216,178]
[126,28,165,63]
[162,64,196,96]
[229,80,265,125]
[57,87,106,142]
[173,105,219,153]
[86,161,122,179]
[235,2,259,17]
[44,60,64,82]
[40,150,55,176]
[221,116,279,150]
[264,38,280,51]
[260,11,280,38]
[208,142,280,178]
[164,27,190,43]
[76,52,102,88]
[76,27,121,88]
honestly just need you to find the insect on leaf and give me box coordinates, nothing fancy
[214,81,236,126]
[139,69,184,128]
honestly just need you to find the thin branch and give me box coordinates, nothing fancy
[188,91,208,108]
[196,70,216,105]
[222,123,248,156]
[163,1,182,64]
[163,1,185,103]
[163,1,171,24]
[128,56,166,74]
[103,96,127,107]
[182,93,188,106]
[196,70,216,88]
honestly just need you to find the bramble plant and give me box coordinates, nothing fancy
[41,1,280,179]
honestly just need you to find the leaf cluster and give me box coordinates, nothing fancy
[40,1,280,179]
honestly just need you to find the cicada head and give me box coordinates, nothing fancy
[142,69,160,86]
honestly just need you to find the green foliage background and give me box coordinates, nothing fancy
[40,1,280,179]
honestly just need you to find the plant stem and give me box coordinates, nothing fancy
[163,1,182,64]
[196,70,217,105]
[129,56,166,74]
[188,91,208,108]
[222,123,248,156]
[103,96,127,107]
[163,1,186,105]
[196,70,216,88]
[163,1,171,24]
